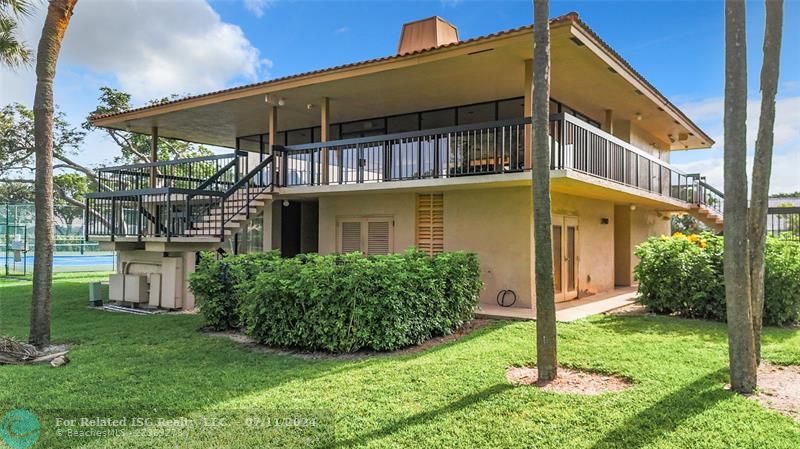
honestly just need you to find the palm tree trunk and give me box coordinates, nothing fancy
[748,0,783,366]
[723,0,757,394]
[29,0,78,349]
[532,0,557,382]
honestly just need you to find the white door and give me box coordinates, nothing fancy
[552,215,579,302]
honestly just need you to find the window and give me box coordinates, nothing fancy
[416,193,444,255]
[337,216,394,255]
[457,102,495,125]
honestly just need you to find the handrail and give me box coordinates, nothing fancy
[98,151,246,172]
[552,112,680,170]
[86,187,226,199]
[282,117,531,151]
[195,158,238,191]
[224,155,273,196]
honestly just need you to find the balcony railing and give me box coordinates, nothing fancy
[549,113,705,205]
[276,118,526,187]
[96,151,248,193]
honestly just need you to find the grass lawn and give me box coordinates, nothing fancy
[1,273,799,448]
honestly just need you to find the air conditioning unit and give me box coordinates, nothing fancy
[108,274,149,303]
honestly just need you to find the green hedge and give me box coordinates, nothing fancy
[634,233,800,326]
[190,249,483,352]
[189,251,281,330]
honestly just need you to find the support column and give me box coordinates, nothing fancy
[603,110,614,134]
[268,106,278,185]
[150,126,158,187]
[523,59,533,170]
[320,97,330,184]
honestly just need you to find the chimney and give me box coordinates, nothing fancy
[397,17,459,55]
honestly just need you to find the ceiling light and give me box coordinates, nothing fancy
[277,98,286,107]
[306,104,314,111]
[635,113,643,121]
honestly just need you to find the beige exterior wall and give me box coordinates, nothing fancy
[312,185,671,310]
[444,187,533,308]
[630,124,670,161]
[318,192,416,255]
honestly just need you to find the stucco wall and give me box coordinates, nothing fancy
[317,192,416,255]
[629,206,671,275]
[445,187,533,308]
[314,187,664,310]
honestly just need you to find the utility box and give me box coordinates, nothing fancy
[148,273,162,308]
[89,282,104,307]
[108,274,148,303]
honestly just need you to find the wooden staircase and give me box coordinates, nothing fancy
[184,187,272,238]
[688,204,723,233]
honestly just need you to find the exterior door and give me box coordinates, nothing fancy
[552,215,579,302]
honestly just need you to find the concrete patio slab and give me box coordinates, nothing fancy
[476,286,639,322]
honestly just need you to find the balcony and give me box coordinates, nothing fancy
[86,114,722,242]
[274,115,722,213]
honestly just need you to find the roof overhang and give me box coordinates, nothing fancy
[91,13,713,151]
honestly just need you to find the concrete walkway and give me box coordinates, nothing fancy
[476,286,639,322]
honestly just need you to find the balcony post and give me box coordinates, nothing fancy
[150,126,158,188]
[320,97,330,184]
[268,105,279,185]
[523,59,533,170]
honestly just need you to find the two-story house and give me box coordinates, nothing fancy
[86,13,723,313]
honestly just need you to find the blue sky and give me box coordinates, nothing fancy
[1,0,798,193]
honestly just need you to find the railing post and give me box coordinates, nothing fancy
[84,198,90,241]
[137,194,143,241]
[220,197,225,242]
[110,198,116,242]
[166,194,172,242]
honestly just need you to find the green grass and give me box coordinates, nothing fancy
[1,274,799,448]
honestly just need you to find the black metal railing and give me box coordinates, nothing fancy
[96,152,247,192]
[767,206,799,241]
[86,155,274,241]
[549,113,709,205]
[276,118,526,187]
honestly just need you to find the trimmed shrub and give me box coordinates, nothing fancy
[635,233,800,326]
[189,251,280,330]
[192,249,483,352]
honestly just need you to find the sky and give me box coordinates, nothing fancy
[1,0,798,194]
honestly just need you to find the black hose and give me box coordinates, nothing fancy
[496,289,517,307]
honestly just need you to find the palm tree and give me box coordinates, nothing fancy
[723,0,757,394]
[0,0,32,68]
[29,0,78,348]
[532,0,557,381]
[748,0,783,365]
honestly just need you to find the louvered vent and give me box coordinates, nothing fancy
[367,221,391,255]
[340,221,362,253]
[416,193,444,255]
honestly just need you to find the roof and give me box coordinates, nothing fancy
[90,12,713,146]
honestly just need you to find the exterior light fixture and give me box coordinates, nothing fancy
[277,98,286,107]
[282,200,290,207]
[629,204,637,211]
[306,104,314,111]
[635,113,642,121]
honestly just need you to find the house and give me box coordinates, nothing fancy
[85,13,723,312]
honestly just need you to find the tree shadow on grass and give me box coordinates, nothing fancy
[590,314,729,344]
[590,368,730,449]
[322,383,514,449]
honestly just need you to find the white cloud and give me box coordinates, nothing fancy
[64,0,268,101]
[0,0,270,105]
[243,0,273,18]
[673,96,800,195]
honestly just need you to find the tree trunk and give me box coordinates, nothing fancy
[748,0,783,366]
[723,0,757,394]
[29,0,78,349]
[532,0,557,382]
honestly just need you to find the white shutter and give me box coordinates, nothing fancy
[367,220,391,255]
[340,221,362,253]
